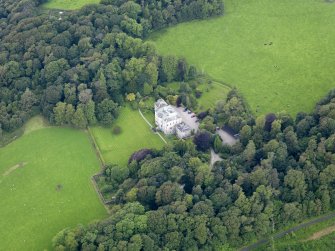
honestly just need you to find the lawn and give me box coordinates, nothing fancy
[90,106,165,166]
[150,0,335,116]
[0,122,107,250]
[41,0,100,10]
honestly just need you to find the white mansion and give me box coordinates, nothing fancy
[155,99,192,138]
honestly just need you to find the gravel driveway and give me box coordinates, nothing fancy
[217,129,237,145]
[173,107,199,132]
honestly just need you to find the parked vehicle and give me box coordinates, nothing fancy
[184,108,188,112]
[188,111,192,114]
[195,119,199,122]
[191,115,195,118]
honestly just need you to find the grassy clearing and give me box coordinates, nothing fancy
[258,215,335,250]
[150,0,335,116]
[0,126,107,250]
[90,106,165,166]
[41,0,100,10]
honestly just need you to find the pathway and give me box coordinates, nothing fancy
[240,211,335,251]
[210,149,222,167]
[138,109,167,144]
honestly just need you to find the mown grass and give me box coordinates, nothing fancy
[41,0,100,10]
[0,124,107,250]
[90,106,165,166]
[150,0,335,116]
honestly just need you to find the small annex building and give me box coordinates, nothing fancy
[154,99,191,138]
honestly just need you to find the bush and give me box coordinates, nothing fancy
[112,125,122,135]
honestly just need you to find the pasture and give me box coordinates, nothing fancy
[41,0,100,10]
[0,122,107,250]
[150,0,335,116]
[90,106,165,166]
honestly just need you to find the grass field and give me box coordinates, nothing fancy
[258,215,335,250]
[197,82,230,110]
[90,106,165,166]
[0,120,107,250]
[41,0,100,10]
[150,0,335,116]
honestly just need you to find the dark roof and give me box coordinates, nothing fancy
[222,125,238,137]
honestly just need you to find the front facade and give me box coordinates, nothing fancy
[155,99,191,138]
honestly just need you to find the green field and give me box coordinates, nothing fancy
[41,0,100,10]
[196,82,230,110]
[258,215,335,250]
[90,107,165,166]
[0,118,107,250]
[150,0,335,116]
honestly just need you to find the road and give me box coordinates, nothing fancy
[240,211,335,251]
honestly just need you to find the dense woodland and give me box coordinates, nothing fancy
[53,89,335,250]
[0,0,223,134]
[2,0,335,250]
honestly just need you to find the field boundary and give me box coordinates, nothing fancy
[86,128,112,213]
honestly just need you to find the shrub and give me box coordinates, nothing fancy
[112,125,122,135]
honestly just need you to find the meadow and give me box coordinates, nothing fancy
[0,118,107,250]
[150,0,335,116]
[41,0,100,10]
[90,106,165,166]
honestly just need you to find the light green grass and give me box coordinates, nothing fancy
[197,82,230,110]
[150,0,335,116]
[0,127,107,251]
[41,0,100,10]
[90,107,165,166]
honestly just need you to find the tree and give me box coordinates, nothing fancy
[284,169,307,202]
[193,131,211,152]
[155,182,184,206]
[243,140,256,163]
[143,83,153,96]
[96,99,119,126]
[126,93,136,102]
[53,102,67,125]
[72,106,87,128]
[65,104,75,125]
[213,135,222,153]
[82,100,96,125]
[20,88,37,112]
[160,55,178,82]
[44,59,69,83]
